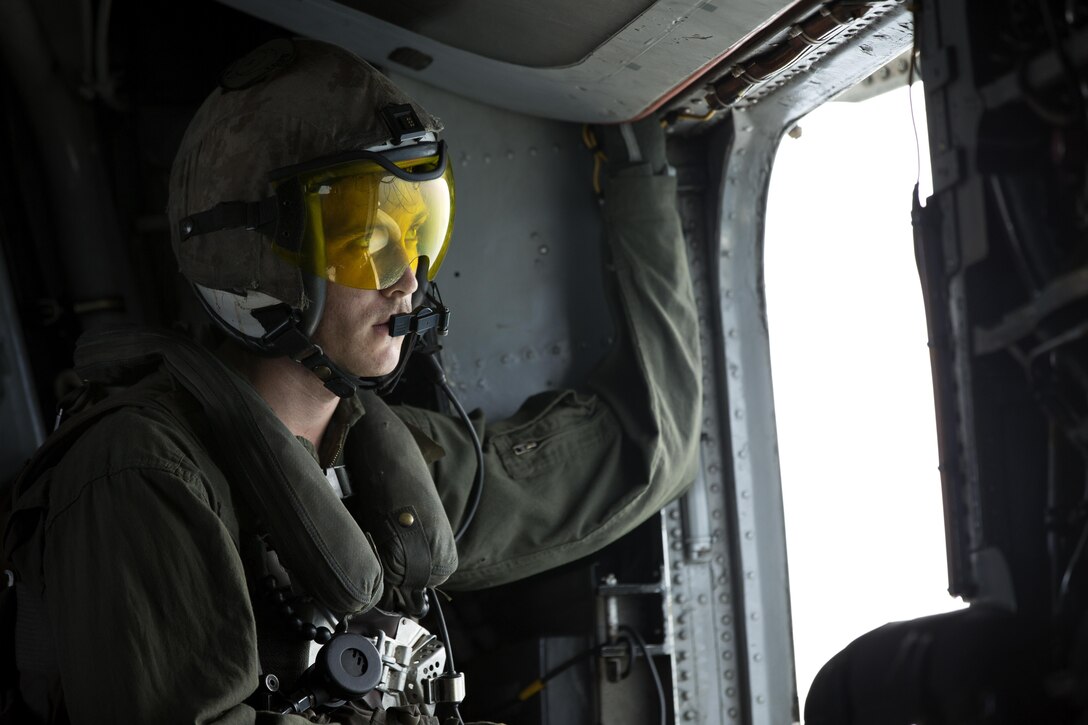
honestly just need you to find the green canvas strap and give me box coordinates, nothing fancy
[75,329,385,616]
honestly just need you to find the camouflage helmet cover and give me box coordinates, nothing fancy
[167,39,442,308]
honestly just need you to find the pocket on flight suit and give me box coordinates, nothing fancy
[492,390,607,480]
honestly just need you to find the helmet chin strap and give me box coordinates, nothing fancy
[248,259,450,398]
[250,304,380,397]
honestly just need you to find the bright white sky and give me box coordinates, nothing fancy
[763,83,964,718]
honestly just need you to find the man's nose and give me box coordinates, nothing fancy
[382,264,419,298]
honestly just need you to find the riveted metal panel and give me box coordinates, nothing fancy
[714,114,797,723]
[663,155,745,724]
[708,7,913,723]
[388,72,613,420]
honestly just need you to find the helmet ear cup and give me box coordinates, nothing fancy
[193,284,284,355]
[192,276,326,354]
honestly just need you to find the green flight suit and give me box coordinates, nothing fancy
[3,167,701,723]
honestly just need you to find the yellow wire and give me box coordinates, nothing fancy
[673,109,718,124]
[517,679,546,701]
[581,123,595,150]
[583,124,608,196]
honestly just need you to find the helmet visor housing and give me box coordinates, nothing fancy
[273,147,454,291]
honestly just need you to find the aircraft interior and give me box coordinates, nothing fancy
[2,0,1087,722]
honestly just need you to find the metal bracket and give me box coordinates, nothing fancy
[422,672,467,703]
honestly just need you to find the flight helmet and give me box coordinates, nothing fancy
[168,38,454,396]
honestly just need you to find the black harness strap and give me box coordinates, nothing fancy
[250,304,375,398]
[178,198,278,241]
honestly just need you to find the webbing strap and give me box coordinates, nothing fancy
[74,330,384,615]
[250,305,371,397]
[178,198,278,241]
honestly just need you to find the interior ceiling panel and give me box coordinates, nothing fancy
[336,0,657,68]
[217,0,796,123]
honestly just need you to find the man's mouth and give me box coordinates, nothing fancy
[375,307,412,333]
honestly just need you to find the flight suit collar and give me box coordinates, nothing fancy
[295,392,366,469]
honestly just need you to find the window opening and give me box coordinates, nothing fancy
[763,82,963,715]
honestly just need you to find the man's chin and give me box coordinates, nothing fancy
[345,349,403,380]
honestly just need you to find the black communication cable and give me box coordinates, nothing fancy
[418,353,485,542]
[618,626,666,725]
[495,627,664,723]
[429,588,467,725]
[430,588,457,674]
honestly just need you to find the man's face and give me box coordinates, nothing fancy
[311,266,418,378]
[319,174,435,291]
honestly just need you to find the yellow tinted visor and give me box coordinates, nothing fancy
[275,155,454,290]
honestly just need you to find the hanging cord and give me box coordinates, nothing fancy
[429,588,467,725]
[907,38,924,197]
[617,626,666,725]
[418,352,484,542]
[496,627,662,723]
[487,643,601,720]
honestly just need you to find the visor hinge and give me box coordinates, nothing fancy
[247,198,278,231]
